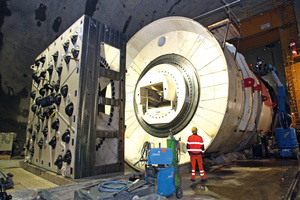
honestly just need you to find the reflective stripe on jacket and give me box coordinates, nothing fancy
[290,41,296,47]
[187,134,204,155]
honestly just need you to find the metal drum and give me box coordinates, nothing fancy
[125,16,273,170]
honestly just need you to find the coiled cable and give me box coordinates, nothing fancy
[98,181,130,192]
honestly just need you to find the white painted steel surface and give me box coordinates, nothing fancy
[125,17,273,170]
[25,16,85,177]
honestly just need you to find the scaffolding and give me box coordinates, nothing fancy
[285,48,300,129]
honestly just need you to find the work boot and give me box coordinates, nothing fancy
[190,179,195,182]
[201,179,207,182]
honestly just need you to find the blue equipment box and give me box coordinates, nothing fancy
[146,148,176,196]
[157,166,175,196]
[275,127,298,149]
[146,166,175,196]
[279,149,294,157]
[148,148,173,165]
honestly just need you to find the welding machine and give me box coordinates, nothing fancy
[145,148,182,198]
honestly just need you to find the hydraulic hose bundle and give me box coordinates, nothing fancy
[133,141,151,167]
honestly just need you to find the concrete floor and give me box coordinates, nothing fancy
[1,158,300,199]
[169,159,300,200]
[0,159,58,194]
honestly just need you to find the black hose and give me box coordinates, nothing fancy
[285,170,300,200]
[134,142,151,166]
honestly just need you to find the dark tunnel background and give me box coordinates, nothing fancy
[0,0,299,151]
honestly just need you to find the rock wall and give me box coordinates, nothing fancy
[0,0,297,146]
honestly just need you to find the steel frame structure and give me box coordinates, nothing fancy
[25,15,126,179]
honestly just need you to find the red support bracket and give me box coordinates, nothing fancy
[244,78,254,87]
[253,84,262,92]
[265,130,272,134]
[261,95,268,102]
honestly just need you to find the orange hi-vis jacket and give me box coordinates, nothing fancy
[187,134,204,155]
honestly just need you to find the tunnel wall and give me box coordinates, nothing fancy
[0,0,297,152]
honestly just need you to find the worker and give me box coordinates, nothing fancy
[255,57,264,70]
[290,39,297,56]
[187,127,206,182]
